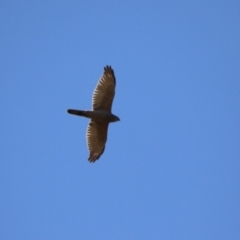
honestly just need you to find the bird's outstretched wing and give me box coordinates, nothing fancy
[92,66,116,111]
[86,120,109,162]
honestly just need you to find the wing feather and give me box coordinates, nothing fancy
[86,120,109,162]
[92,66,116,111]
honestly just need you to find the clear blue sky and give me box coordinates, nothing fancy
[1,1,239,239]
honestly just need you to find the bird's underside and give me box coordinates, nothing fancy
[67,65,119,163]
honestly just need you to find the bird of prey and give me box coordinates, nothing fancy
[67,66,120,163]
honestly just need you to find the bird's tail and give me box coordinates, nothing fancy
[67,109,86,117]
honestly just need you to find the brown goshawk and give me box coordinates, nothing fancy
[67,66,120,162]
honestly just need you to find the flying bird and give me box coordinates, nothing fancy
[67,66,120,162]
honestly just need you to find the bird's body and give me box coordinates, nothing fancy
[67,66,119,162]
[67,109,119,123]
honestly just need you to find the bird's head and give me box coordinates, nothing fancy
[111,114,120,122]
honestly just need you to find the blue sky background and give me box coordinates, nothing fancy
[1,1,239,239]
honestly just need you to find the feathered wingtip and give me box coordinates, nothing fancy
[103,65,116,83]
[88,147,105,163]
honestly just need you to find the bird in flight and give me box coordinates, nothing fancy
[67,66,120,163]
